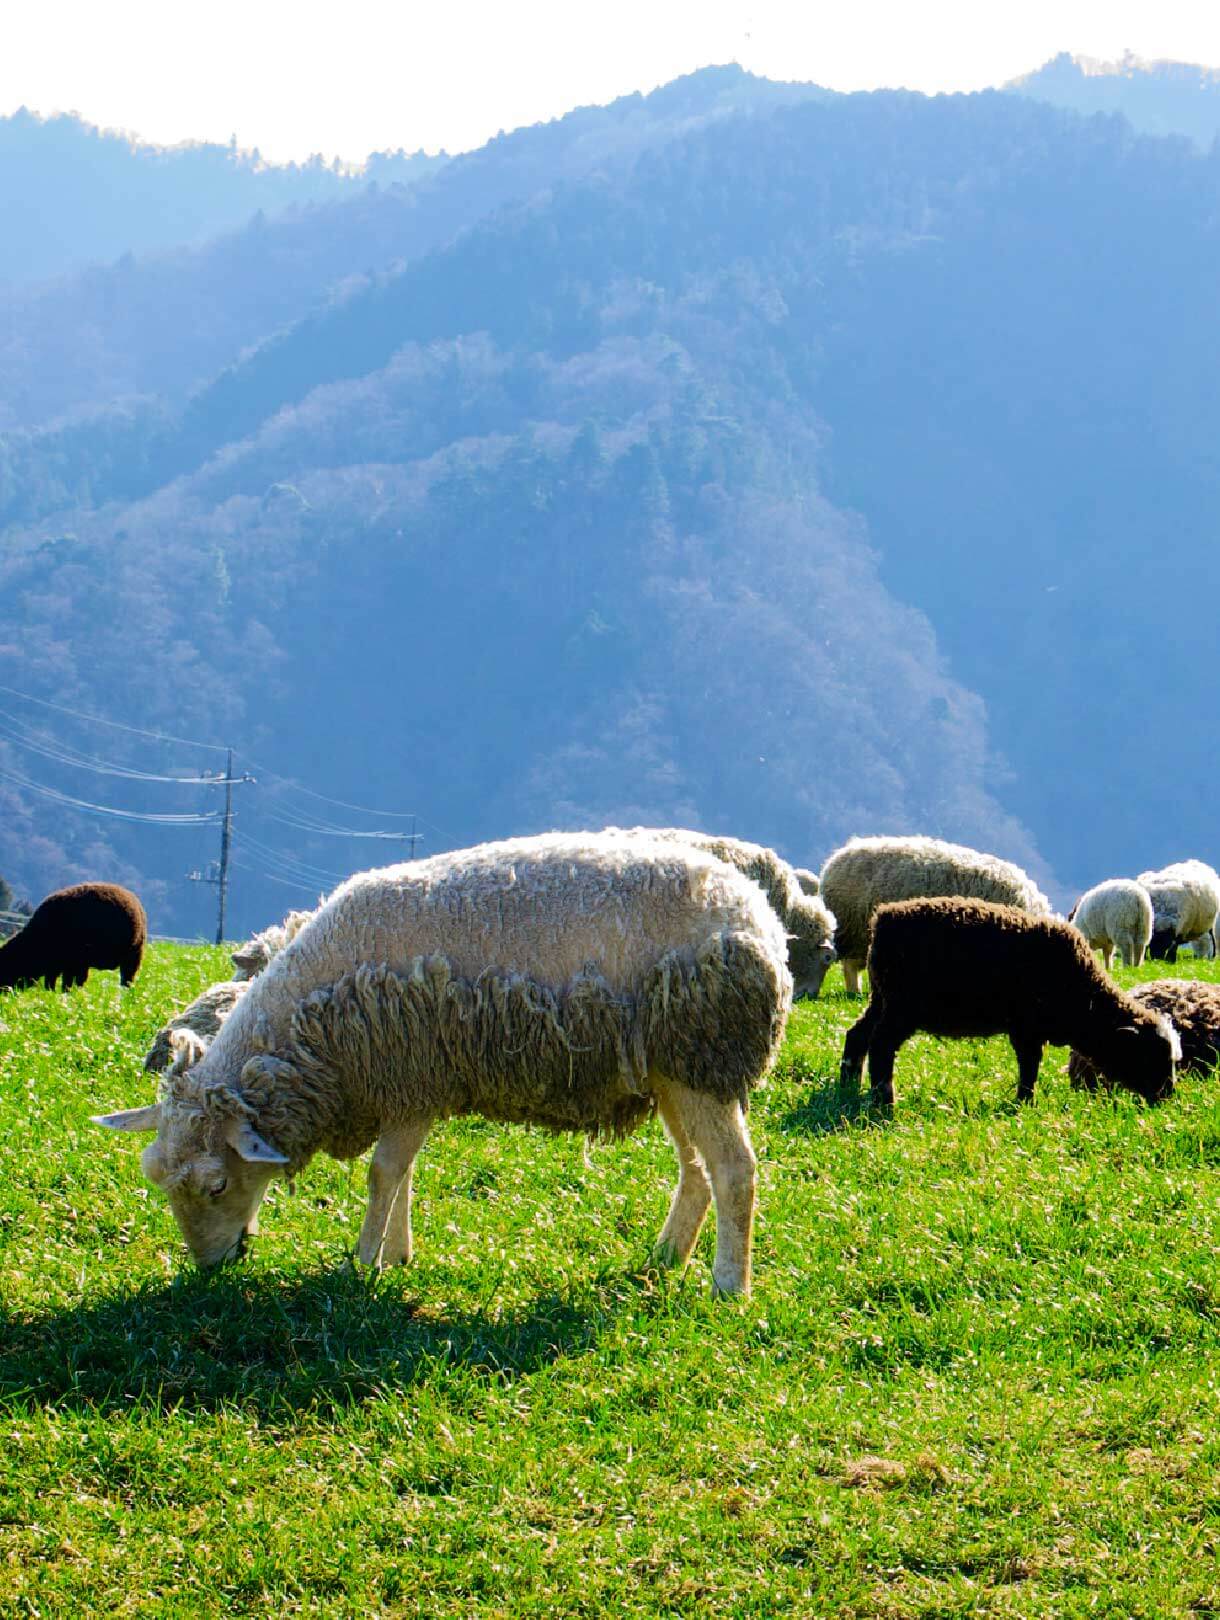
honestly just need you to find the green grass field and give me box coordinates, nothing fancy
[3,943,1220,1616]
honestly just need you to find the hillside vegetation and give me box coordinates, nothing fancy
[1007,51,1220,147]
[4,68,1220,936]
[1,943,1219,1613]
[0,107,446,291]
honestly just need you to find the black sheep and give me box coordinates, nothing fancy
[839,897,1180,1111]
[0,883,147,990]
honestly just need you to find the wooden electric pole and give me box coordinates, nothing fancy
[187,749,254,943]
[216,747,235,944]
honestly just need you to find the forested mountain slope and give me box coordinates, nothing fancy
[3,71,1218,933]
[0,108,449,291]
[0,321,1039,934]
[0,68,820,433]
[1007,52,1220,147]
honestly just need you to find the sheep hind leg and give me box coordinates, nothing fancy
[1011,1035,1044,1103]
[865,1040,899,1113]
[356,1118,432,1268]
[654,1081,756,1298]
[652,1082,714,1272]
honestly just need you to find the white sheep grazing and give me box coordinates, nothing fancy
[819,835,1052,994]
[95,833,793,1298]
[1067,879,1154,972]
[141,908,318,1073]
[230,908,315,980]
[1136,860,1220,964]
[142,981,249,1073]
[611,827,837,999]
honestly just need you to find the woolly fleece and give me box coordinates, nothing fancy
[610,827,836,998]
[155,832,793,1171]
[1068,878,1153,971]
[820,835,1052,975]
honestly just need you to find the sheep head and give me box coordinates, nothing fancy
[787,933,836,1000]
[1093,1014,1180,1103]
[92,1032,289,1267]
[786,896,838,1000]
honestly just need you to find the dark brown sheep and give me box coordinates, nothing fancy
[838,897,1180,1110]
[0,883,147,990]
[1070,979,1220,1090]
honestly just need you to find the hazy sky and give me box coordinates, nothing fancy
[5,0,1220,163]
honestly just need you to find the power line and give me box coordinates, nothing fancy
[232,829,350,888]
[0,683,443,929]
[0,682,230,755]
[0,709,210,784]
[229,858,326,899]
[244,757,423,820]
[262,807,417,840]
[0,763,219,824]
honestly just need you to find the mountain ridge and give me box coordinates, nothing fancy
[4,71,1220,931]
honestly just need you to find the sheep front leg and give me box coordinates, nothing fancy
[357,1118,431,1268]
[840,1000,882,1091]
[657,1083,756,1298]
[841,959,864,996]
[653,1083,713,1270]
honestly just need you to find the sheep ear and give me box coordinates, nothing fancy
[223,1118,289,1165]
[92,1104,162,1132]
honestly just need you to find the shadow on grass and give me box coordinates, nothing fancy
[778,1076,889,1136]
[0,1262,627,1418]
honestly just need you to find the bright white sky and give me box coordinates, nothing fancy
[4,0,1220,163]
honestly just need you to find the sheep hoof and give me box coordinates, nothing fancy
[838,1061,863,1094]
[710,1272,750,1300]
[648,1239,682,1272]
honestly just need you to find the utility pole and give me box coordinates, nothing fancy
[216,747,235,944]
[187,749,254,943]
[408,814,419,859]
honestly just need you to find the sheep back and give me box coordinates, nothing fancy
[615,827,804,921]
[1069,879,1153,959]
[820,836,1052,966]
[866,897,1108,1041]
[0,882,147,989]
[613,827,836,996]
[1136,861,1220,959]
[792,868,821,897]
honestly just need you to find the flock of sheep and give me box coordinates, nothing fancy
[5,829,1220,1299]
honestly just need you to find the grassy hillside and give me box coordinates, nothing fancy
[2,943,1219,1614]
